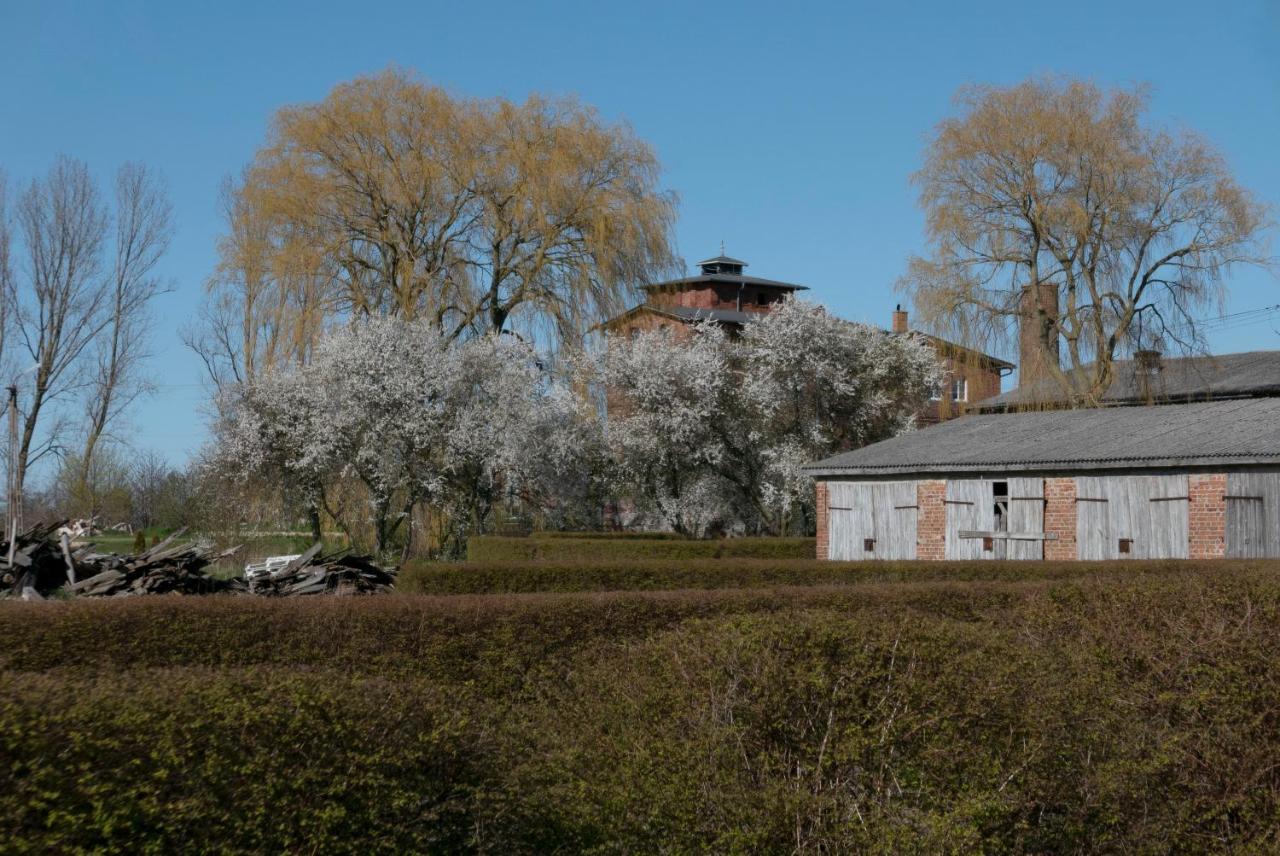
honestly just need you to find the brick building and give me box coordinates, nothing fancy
[806,397,1280,561]
[601,253,1011,423]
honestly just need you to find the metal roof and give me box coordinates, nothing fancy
[980,350,1280,410]
[804,397,1280,476]
[642,273,809,292]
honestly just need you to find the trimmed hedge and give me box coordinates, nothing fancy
[399,556,1256,595]
[535,530,686,540]
[467,534,815,561]
[7,568,1280,850]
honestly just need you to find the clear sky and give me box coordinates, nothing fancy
[2,0,1278,466]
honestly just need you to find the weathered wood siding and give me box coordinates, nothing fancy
[1006,477,1045,560]
[1226,472,1280,558]
[944,479,993,560]
[1075,475,1189,559]
[827,481,918,560]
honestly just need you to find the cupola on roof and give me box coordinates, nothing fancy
[696,254,749,276]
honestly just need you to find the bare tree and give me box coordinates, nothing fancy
[0,172,12,379]
[902,78,1273,406]
[80,164,173,481]
[11,158,111,495]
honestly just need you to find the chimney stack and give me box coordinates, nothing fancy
[891,304,908,334]
[1018,282,1060,386]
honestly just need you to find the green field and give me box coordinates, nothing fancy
[4,549,1280,852]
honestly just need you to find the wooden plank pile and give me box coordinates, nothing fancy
[1,521,79,597]
[67,529,245,598]
[1,524,396,598]
[247,542,398,596]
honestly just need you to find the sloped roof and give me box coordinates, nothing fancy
[642,273,809,292]
[980,350,1280,410]
[805,397,1280,476]
[598,303,762,330]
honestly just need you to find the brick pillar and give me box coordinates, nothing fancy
[1043,477,1077,561]
[815,481,829,560]
[1189,474,1227,559]
[916,480,946,560]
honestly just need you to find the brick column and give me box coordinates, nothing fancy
[1189,474,1227,560]
[815,481,829,560]
[1043,477,1077,561]
[917,480,946,560]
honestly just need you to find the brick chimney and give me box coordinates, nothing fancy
[891,304,908,334]
[1018,282,1060,386]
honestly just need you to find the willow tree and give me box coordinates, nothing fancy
[193,69,677,384]
[902,78,1272,406]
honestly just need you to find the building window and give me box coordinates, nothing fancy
[929,382,943,401]
[951,377,968,402]
[757,293,768,306]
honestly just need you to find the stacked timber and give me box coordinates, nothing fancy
[67,531,244,598]
[247,542,397,596]
[1,521,79,597]
[1,525,396,598]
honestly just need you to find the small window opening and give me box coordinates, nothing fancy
[982,536,994,552]
[952,377,968,402]
[863,538,875,552]
[992,481,1009,533]
[757,293,768,306]
[1118,538,1132,554]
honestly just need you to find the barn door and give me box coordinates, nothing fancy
[1077,475,1189,560]
[1137,475,1189,559]
[945,479,993,560]
[1076,477,1113,560]
[1227,473,1280,558]
[828,483,873,560]
[1006,477,1045,560]
[827,482,918,560]
[876,481,918,560]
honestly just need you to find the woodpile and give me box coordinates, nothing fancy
[247,542,398,596]
[1,524,396,598]
[67,530,245,598]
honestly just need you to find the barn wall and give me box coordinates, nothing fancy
[917,480,946,560]
[817,469,1272,562]
[1189,474,1227,560]
[1044,478,1078,560]
[815,481,829,560]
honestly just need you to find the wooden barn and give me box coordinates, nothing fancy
[804,397,1280,561]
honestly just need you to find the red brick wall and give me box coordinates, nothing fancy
[916,480,946,560]
[1189,473,1227,560]
[815,481,829,560]
[1043,477,1077,560]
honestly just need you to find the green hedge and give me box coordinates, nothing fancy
[399,556,1247,595]
[534,530,687,540]
[467,534,815,561]
[7,569,1280,851]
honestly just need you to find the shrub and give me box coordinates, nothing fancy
[7,567,1280,851]
[398,557,1259,595]
[467,535,815,561]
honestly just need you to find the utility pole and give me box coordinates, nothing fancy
[6,385,17,567]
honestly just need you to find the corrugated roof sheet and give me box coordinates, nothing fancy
[805,397,1280,476]
[980,350,1280,409]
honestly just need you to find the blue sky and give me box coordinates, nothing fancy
[2,0,1278,466]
